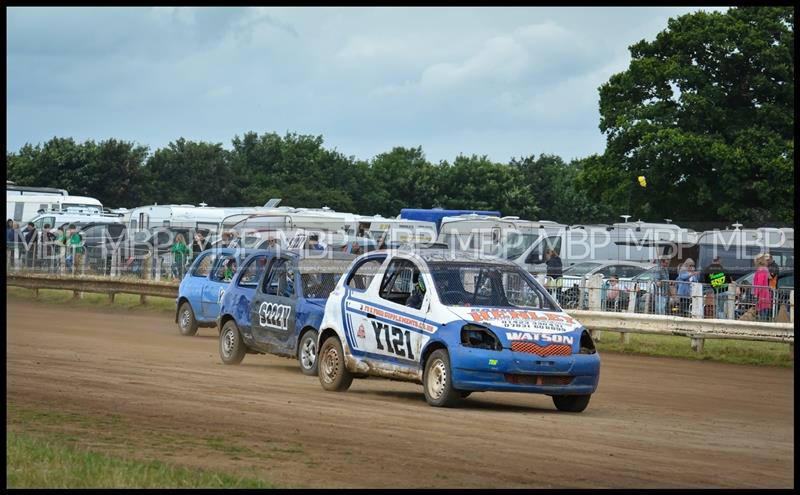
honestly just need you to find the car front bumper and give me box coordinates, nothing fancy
[449,345,600,395]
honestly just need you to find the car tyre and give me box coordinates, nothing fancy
[219,320,246,365]
[552,394,591,412]
[178,302,198,336]
[423,349,461,407]
[318,336,353,392]
[297,329,319,376]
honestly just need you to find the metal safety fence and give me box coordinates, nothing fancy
[539,275,794,324]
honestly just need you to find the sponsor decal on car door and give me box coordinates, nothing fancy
[344,258,435,366]
[250,257,297,353]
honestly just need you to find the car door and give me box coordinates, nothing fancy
[345,256,432,369]
[232,254,270,337]
[185,251,217,320]
[201,254,234,320]
[249,256,298,355]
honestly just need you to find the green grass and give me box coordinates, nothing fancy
[6,286,175,313]
[6,431,275,488]
[595,331,793,367]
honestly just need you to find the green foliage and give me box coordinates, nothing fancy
[592,6,794,224]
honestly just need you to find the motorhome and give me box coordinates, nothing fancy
[512,221,697,274]
[7,190,104,224]
[399,208,501,233]
[356,216,437,247]
[679,226,794,280]
[436,215,566,264]
[126,204,268,234]
[29,209,125,230]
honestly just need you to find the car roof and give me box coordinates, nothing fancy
[380,247,520,267]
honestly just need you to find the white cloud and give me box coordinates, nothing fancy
[7,6,731,163]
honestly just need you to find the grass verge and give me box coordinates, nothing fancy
[594,331,793,367]
[6,286,175,313]
[6,431,274,488]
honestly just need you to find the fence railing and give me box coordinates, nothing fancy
[6,238,190,282]
[6,273,793,357]
[540,275,794,324]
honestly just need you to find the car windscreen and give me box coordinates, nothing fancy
[562,262,602,277]
[428,262,559,310]
[298,259,353,299]
[502,231,540,260]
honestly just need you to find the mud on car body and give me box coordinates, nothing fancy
[216,250,356,376]
[175,248,252,336]
[317,248,600,410]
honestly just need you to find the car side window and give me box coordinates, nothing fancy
[263,258,295,297]
[378,259,419,306]
[211,255,238,282]
[238,256,267,287]
[192,254,216,277]
[346,257,386,291]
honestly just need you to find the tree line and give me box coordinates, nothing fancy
[6,6,793,226]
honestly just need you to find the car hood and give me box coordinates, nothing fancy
[444,306,585,347]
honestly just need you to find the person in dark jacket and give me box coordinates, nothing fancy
[22,222,37,268]
[545,249,563,279]
[703,256,730,319]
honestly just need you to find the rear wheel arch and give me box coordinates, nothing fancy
[318,328,341,348]
[175,296,191,322]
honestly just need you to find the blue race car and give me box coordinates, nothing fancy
[317,247,601,411]
[216,250,356,375]
[175,248,252,336]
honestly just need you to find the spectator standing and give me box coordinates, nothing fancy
[703,256,730,319]
[604,275,621,311]
[767,254,779,290]
[192,231,207,257]
[307,233,324,251]
[651,258,671,315]
[545,249,563,279]
[22,222,37,268]
[171,233,191,280]
[7,219,18,269]
[752,253,772,321]
[676,258,699,317]
[60,224,84,272]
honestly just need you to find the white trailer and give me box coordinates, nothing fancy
[6,192,104,224]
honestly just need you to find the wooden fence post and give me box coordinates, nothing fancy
[726,282,736,320]
[587,275,603,341]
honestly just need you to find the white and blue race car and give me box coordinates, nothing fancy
[317,248,600,410]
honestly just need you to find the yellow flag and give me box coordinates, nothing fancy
[638,175,647,188]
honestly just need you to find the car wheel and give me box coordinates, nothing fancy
[219,320,246,365]
[297,329,319,376]
[318,335,353,392]
[423,349,461,407]
[178,302,198,336]
[552,394,591,412]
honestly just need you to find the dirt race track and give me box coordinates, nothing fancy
[6,299,794,488]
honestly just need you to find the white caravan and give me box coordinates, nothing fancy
[7,191,104,224]
[126,204,276,233]
[356,216,438,246]
[29,209,124,230]
[437,215,566,262]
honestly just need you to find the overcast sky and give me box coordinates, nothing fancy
[7,6,728,164]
